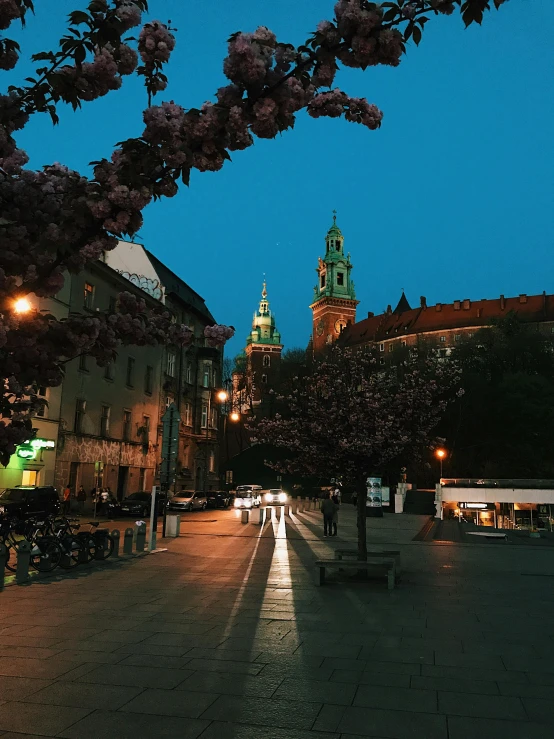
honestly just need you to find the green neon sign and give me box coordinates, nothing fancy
[16,438,55,460]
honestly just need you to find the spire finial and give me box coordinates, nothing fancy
[261,273,267,299]
[332,209,337,224]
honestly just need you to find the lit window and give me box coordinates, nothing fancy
[210,406,217,428]
[440,336,446,343]
[337,272,344,286]
[126,357,135,386]
[401,341,406,347]
[261,374,268,383]
[74,398,86,433]
[388,344,394,353]
[84,283,94,309]
[165,396,172,409]
[201,404,208,428]
[454,334,461,342]
[209,450,215,473]
[263,355,270,367]
[166,352,176,377]
[184,403,192,426]
[144,365,153,394]
[100,405,110,437]
[203,365,210,388]
[379,343,384,352]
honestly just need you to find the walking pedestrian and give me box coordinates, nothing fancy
[320,492,337,538]
[100,488,110,518]
[332,491,340,536]
[63,483,71,515]
[77,485,87,515]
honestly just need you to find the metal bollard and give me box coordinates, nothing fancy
[15,540,31,585]
[123,528,134,555]
[257,507,265,526]
[285,504,291,517]
[0,543,7,591]
[135,522,146,552]
[241,509,249,524]
[276,506,282,519]
[110,530,120,557]
[292,500,298,515]
[300,498,305,513]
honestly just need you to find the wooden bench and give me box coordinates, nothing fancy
[314,557,396,590]
[334,549,402,578]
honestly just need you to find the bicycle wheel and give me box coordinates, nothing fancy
[30,537,62,572]
[57,535,85,569]
[76,533,96,562]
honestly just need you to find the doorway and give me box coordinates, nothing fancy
[117,466,129,501]
[69,461,79,492]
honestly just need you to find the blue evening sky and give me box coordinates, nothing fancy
[10,1,554,360]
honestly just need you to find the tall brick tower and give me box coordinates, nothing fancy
[310,214,358,353]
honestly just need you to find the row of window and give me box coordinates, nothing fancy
[74,399,219,439]
[79,352,218,390]
[378,333,475,353]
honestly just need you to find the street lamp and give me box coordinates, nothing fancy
[13,297,32,314]
[203,388,229,490]
[435,448,447,478]
[230,411,240,422]
[217,390,229,403]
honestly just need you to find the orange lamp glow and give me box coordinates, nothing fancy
[216,390,228,402]
[230,412,240,422]
[14,297,32,314]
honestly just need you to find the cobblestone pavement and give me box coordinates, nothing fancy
[1,506,554,738]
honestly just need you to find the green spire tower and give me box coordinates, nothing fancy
[310,213,358,352]
[245,280,283,408]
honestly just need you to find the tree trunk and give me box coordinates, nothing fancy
[356,476,367,562]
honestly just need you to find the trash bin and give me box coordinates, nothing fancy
[241,509,249,524]
[166,514,181,537]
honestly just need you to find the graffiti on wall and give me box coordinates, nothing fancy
[117,271,163,300]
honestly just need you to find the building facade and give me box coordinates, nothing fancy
[0,240,223,497]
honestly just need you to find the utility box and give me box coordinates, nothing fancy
[166,514,181,538]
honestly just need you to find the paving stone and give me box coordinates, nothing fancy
[86,629,153,644]
[0,658,79,680]
[273,678,356,705]
[331,670,410,687]
[411,675,499,695]
[0,676,52,701]
[520,697,553,723]
[338,705,447,738]
[58,709,209,739]
[365,660,422,676]
[421,665,527,683]
[438,691,526,720]
[75,663,191,689]
[24,681,143,710]
[118,654,193,669]
[114,642,191,657]
[119,688,217,718]
[184,658,263,675]
[200,695,322,730]
[198,721,339,739]
[355,684,437,713]
[434,652,506,669]
[177,671,283,698]
[183,647,262,662]
[498,682,554,700]
[447,715,545,739]
[0,701,91,735]
[361,647,435,666]
[312,704,346,732]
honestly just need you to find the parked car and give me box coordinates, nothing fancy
[206,491,231,509]
[0,486,60,519]
[118,491,167,517]
[235,485,262,508]
[167,491,207,512]
[264,489,288,505]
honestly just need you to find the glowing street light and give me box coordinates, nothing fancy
[14,297,32,314]
[216,390,228,403]
[230,411,240,422]
[435,448,447,478]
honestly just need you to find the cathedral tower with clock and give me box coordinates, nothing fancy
[310,214,358,353]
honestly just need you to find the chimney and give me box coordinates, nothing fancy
[453,300,461,311]
[367,311,374,318]
[500,294,505,310]
[463,299,470,310]
[435,303,442,312]
[420,296,427,309]
[519,294,527,304]
[386,305,392,315]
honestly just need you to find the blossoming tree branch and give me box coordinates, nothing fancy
[0,0,507,463]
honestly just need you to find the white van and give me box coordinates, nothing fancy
[234,485,262,508]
